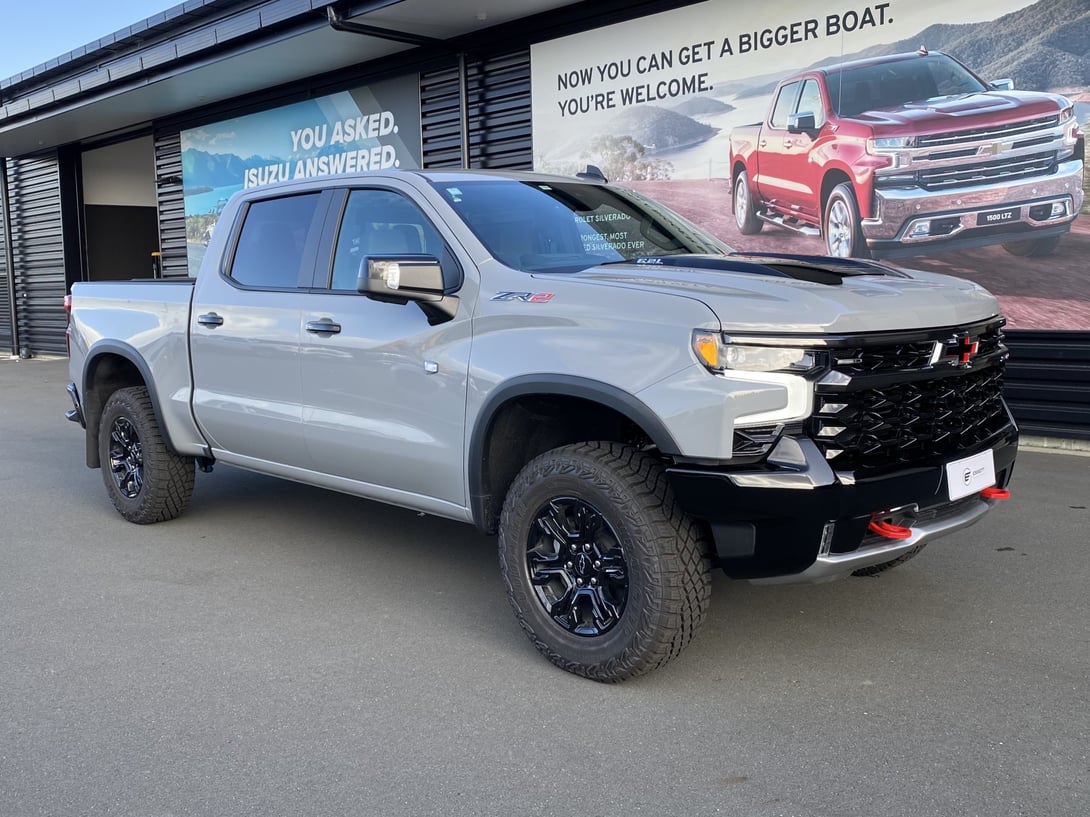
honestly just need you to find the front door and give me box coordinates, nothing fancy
[299,185,472,507]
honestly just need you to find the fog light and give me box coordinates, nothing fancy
[1050,202,1068,218]
[908,221,931,238]
[819,522,836,557]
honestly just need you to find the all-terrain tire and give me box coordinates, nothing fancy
[824,182,870,258]
[1001,235,1061,257]
[851,545,926,577]
[498,442,713,682]
[99,386,195,524]
[733,169,764,235]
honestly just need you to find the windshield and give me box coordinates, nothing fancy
[826,53,989,117]
[429,179,731,273]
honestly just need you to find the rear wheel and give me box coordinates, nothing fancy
[733,170,763,235]
[99,386,194,524]
[498,442,712,682]
[1001,235,1061,257]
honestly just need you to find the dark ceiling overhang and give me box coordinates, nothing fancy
[0,0,581,157]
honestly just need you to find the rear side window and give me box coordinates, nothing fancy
[228,193,322,288]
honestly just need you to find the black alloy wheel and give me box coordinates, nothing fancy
[498,442,712,682]
[526,497,629,637]
[108,416,144,499]
[97,386,195,524]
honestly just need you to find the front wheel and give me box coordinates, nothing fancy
[824,183,870,258]
[99,386,195,524]
[498,442,712,682]
[1002,235,1061,257]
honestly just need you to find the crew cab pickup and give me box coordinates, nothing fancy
[729,50,1084,259]
[66,169,1017,681]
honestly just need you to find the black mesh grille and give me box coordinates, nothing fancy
[832,341,936,373]
[808,322,1010,472]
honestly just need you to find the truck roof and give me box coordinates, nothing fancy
[812,49,951,76]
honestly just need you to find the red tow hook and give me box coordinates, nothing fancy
[981,486,1011,500]
[868,520,913,540]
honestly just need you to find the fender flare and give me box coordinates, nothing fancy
[467,374,681,531]
[80,340,169,468]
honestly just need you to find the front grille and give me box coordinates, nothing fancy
[916,115,1060,148]
[808,321,1011,472]
[917,150,1056,191]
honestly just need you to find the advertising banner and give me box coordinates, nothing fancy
[180,74,421,275]
[531,0,1090,329]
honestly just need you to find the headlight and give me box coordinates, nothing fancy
[1059,105,1075,125]
[869,135,917,151]
[692,330,823,374]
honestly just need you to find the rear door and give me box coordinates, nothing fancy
[190,191,331,468]
[298,182,474,507]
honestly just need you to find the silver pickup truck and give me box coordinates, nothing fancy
[66,169,1018,681]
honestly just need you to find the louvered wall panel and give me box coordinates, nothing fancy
[466,50,533,170]
[154,129,189,278]
[6,155,67,355]
[420,64,464,168]
[1004,331,1090,440]
[0,165,12,354]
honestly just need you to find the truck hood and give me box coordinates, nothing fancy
[539,254,999,334]
[851,91,1066,133]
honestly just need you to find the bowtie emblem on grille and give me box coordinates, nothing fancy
[945,333,979,366]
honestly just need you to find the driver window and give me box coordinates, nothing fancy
[796,79,826,129]
[769,82,800,129]
[329,189,445,291]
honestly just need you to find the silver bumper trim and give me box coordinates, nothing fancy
[861,158,1084,242]
[750,497,996,585]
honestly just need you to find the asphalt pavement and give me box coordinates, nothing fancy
[1,357,1087,817]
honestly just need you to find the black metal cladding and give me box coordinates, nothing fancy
[808,321,1012,472]
[465,50,533,170]
[4,155,67,355]
[420,50,533,171]
[1004,331,1090,440]
[0,166,11,353]
[154,129,189,278]
[420,64,465,168]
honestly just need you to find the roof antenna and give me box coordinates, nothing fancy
[917,44,929,56]
[576,165,608,183]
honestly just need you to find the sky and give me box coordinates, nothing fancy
[0,1,175,80]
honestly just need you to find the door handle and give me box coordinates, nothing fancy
[197,312,223,327]
[306,319,342,335]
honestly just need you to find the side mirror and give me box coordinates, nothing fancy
[788,111,817,135]
[357,255,457,324]
[990,78,1015,91]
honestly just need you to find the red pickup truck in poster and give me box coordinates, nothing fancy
[728,50,1084,259]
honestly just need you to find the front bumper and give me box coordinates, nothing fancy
[861,158,1083,258]
[667,428,1018,583]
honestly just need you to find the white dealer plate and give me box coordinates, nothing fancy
[945,449,997,501]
